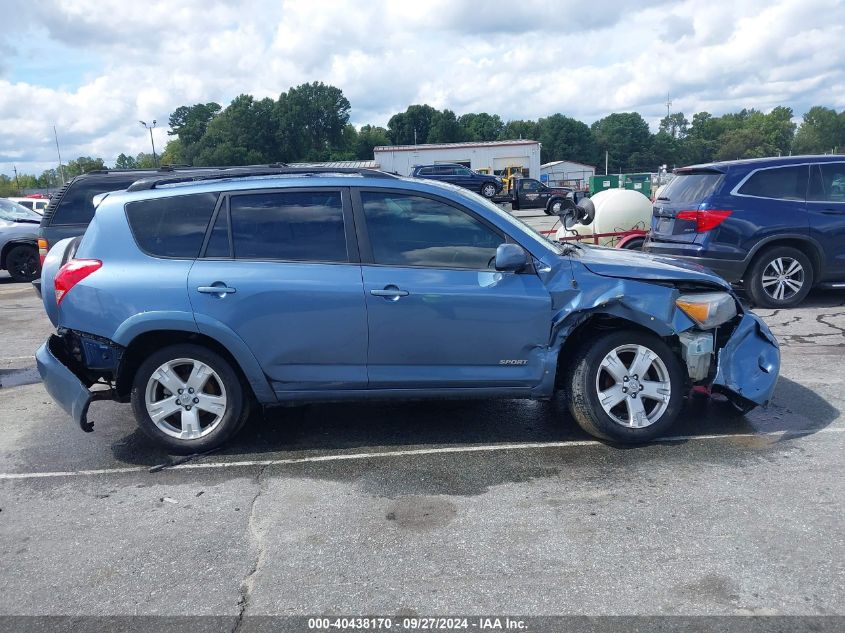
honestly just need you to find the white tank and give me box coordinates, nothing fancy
[557,188,652,246]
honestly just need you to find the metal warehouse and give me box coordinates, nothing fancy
[540,160,596,189]
[373,139,542,179]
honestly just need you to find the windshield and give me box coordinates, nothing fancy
[0,198,41,222]
[450,187,564,254]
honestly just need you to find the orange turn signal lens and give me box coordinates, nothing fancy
[675,299,711,323]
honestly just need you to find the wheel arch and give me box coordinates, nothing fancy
[114,320,276,404]
[0,239,37,270]
[745,235,824,280]
[545,196,565,213]
[553,313,675,388]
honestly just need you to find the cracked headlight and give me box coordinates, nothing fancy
[675,292,737,329]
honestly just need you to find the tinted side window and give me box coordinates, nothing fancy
[737,166,808,200]
[808,163,845,202]
[230,191,347,262]
[417,167,434,176]
[361,192,503,269]
[52,175,141,225]
[126,193,219,258]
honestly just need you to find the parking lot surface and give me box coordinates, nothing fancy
[0,262,843,619]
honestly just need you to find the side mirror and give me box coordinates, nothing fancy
[494,243,528,272]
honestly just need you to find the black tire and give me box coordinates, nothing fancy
[131,344,248,454]
[620,237,645,251]
[545,198,564,216]
[6,244,39,282]
[565,330,686,443]
[480,182,498,199]
[746,246,813,308]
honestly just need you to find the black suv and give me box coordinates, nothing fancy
[36,166,292,277]
[411,163,503,198]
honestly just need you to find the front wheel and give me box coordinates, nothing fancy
[480,182,497,198]
[6,244,39,282]
[131,344,248,454]
[545,199,559,216]
[565,330,686,443]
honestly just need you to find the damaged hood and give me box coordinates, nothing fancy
[575,245,731,290]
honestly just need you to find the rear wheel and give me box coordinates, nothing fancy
[480,182,497,198]
[746,246,813,308]
[131,344,248,454]
[565,330,686,443]
[6,244,39,282]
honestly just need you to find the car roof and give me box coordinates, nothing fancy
[678,154,845,173]
[414,163,466,168]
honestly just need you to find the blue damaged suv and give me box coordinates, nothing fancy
[36,168,779,453]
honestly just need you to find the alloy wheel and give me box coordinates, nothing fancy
[595,344,672,428]
[144,358,228,440]
[761,257,804,302]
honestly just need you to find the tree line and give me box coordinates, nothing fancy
[3,80,844,196]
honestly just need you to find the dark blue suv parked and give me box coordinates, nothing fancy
[644,155,845,308]
[411,163,503,198]
[35,168,778,454]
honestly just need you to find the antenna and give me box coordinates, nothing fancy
[666,92,672,118]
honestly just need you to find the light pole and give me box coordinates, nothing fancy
[139,120,158,166]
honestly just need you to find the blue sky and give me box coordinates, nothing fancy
[2,0,844,178]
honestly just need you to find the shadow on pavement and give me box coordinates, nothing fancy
[111,376,839,467]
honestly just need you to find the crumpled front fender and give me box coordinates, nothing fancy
[712,313,780,407]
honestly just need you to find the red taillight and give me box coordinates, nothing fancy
[675,209,732,233]
[38,238,49,266]
[54,259,102,305]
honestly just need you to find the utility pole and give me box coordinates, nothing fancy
[53,125,65,184]
[139,120,158,166]
[605,150,609,176]
[413,128,417,146]
[13,165,20,195]
[666,93,672,118]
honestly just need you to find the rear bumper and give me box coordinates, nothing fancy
[35,336,95,432]
[712,313,780,408]
[643,241,747,282]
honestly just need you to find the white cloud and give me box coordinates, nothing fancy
[1,0,844,176]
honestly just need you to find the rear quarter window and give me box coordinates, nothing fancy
[125,193,219,258]
[660,172,724,204]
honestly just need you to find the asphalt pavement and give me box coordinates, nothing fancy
[0,256,843,623]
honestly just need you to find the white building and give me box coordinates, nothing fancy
[373,140,542,179]
[540,160,596,189]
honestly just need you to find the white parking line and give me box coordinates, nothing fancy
[0,427,842,481]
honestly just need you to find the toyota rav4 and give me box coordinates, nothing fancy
[36,168,780,454]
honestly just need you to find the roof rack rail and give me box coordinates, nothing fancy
[126,166,398,192]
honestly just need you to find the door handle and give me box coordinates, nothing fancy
[370,285,409,300]
[197,284,237,296]
[820,209,845,215]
